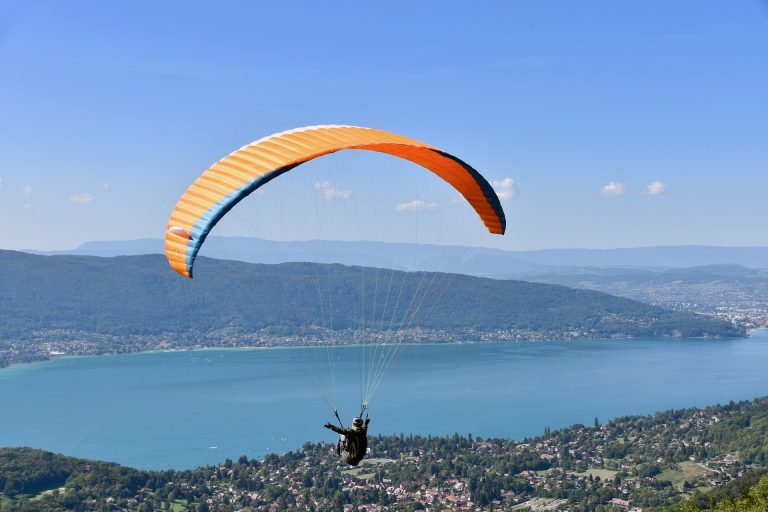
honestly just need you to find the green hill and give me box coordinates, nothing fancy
[0,250,743,340]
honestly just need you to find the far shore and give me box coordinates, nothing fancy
[2,328,762,373]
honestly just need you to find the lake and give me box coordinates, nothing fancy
[1,330,767,470]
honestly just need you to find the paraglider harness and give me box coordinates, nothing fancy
[324,407,370,466]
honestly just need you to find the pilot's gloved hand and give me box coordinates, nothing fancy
[324,422,333,429]
[365,418,370,426]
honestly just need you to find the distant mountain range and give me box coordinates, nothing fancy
[0,250,743,340]
[26,237,768,276]
[28,237,544,276]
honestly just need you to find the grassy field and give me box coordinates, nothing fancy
[343,467,376,480]
[30,487,65,501]
[22,487,187,511]
[511,497,562,511]
[658,461,709,488]
[571,468,618,480]
[342,457,395,480]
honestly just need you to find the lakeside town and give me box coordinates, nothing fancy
[205,398,766,511]
[3,397,766,511]
[0,327,602,369]
[0,316,754,370]
[532,274,768,331]
[0,326,619,368]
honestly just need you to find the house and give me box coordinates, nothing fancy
[611,497,631,508]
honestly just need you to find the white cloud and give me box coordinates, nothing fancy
[0,177,3,192]
[23,203,32,210]
[600,181,627,197]
[103,182,111,189]
[644,181,667,195]
[21,185,32,195]
[395,199,438,212]
[70,192,94,204]
[491,177,517,200]
[314,181,351,200]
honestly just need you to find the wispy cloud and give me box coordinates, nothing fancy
[491,177,517,200]
[600,181,627,197]
[314,181,351,200]
[103,182,111,189]
[23,204,32,210]
[70,192,94,204]
[395,199,438,212]
[644,181,667,195]
[0,177,3,192]
[21,184,32,195]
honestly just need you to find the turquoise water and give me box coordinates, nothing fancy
[1,331,767,470]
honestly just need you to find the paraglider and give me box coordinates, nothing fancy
[165,124,506,465]
[324,416,370,466]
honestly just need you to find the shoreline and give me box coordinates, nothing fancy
[2,393,768,472]
[1,329,763,373]
[3,395,767,511]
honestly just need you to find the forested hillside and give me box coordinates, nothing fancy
[0,251,742,340]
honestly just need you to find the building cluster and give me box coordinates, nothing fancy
[131,402,762,511]
[0,325,624,369]
[597,281,768,330]
[7,399,762,512]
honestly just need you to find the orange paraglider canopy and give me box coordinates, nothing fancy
[165,125,506,278]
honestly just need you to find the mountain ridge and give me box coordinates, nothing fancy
[0,250,743,341]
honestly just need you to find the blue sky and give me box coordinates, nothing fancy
[1,1,766,250]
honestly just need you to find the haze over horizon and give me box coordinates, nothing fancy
[22,235,768,253]
[17,235,768,273]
